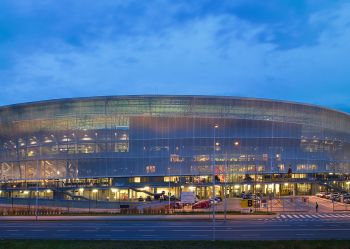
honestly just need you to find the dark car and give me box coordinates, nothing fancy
[215,196,223,202]
[343,198,350,204]
[170,202,183,209]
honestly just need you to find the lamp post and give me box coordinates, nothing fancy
[168,167,171,213]
[212,124,219,241]
[224,152,227,223]
[35,160,39,221]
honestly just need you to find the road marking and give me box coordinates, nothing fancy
[172,228,350,232]
[57,230,71,232]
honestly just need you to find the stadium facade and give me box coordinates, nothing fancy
[0,95,350,201]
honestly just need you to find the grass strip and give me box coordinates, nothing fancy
[0,240,349,249]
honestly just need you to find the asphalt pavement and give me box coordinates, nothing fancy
[0,216,350,240]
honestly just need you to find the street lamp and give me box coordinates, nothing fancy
[212,124,219,241]
[35,160,39,221]
[168,167,171,213]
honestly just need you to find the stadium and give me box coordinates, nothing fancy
[0,95,350,203]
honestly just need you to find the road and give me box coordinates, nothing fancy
[0,215,350,240]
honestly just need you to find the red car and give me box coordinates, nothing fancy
[192,200,211,209]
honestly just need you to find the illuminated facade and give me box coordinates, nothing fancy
[0,95,350,200]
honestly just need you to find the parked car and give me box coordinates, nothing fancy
[214,196,223,202]
[316,192,327,198]
[209,198,219,204]
[334,195,342,202]
[330,193,341,201]
[138,196,144,202]
[192,200,211,209]
[170,201,183,209]
[343,198,350,204]
[146,196,152,202]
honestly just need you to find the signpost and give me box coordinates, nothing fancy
[240,199,254,213]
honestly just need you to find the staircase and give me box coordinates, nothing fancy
[52,188,90,201]
[317,180,347,193]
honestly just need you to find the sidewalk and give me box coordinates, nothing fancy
[0,214,277,221]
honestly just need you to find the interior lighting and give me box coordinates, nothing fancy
[234,141,239,146]
[111,188,118,192]
[82,134,92,141]
[46,189,51,193]
[189,186,195,191]
[79,188,84,192]
[44,137,53,143]
[92,189,98,193]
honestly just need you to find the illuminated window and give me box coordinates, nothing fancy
[170,154,184,162]
[194,155,210,162]
[146,165,156,173]
[278,164,285,171]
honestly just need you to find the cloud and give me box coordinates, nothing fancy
[0,0,349,113]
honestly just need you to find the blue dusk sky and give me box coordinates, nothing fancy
[0,0,349,113]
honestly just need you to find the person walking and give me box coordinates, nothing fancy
[316,201,319,213]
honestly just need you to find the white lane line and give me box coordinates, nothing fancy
[57,230,71,232]
[5,230,19,232]
[287,215,293,218]
[30,230,45,232]
[138,230,155,232]
[293,215,300,218]
[281,215,287,218]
